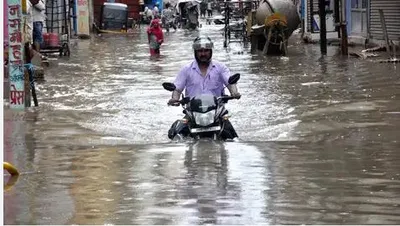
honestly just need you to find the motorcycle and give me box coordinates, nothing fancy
[163,73,241,140]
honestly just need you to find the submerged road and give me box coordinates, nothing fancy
[4,21,400,224]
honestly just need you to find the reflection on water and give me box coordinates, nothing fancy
[3,19,400,224]
[4,140,400,224]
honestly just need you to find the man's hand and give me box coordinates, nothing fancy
[168,98,180,106]
[232,92,241,99]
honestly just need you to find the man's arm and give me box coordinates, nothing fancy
[220,63,241,98]
[171,90,181,102]
[170,67,187,101]
[227,84,240,98]
[220,63,231,86]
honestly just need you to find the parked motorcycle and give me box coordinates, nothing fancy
[163,73,241,140]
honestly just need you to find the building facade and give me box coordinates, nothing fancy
[348,0,400,43]
[303,0,400,44]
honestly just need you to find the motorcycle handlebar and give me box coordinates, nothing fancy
[168,95,239,106]
[217,95,240,102]
[167,99,185,106]
[168,102,181,106]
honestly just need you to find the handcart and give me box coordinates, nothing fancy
[41,0,71,57]
[222,0,259,47]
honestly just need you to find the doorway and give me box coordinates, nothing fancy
[350,0,367,35]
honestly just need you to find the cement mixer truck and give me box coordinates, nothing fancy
[248,0,300,55]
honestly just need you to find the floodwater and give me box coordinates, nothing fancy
[3,21,400,225]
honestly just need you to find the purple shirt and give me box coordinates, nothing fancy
[174,60,230,98]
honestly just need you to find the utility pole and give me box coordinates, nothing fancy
[334,0,340,36]
[340,0,348,55]
[319,0,327,54]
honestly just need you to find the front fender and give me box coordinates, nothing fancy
[168,119,190,139]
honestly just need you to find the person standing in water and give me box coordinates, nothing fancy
[147,19,164,56]
[161,2,177,33]
[200,0,207,18]
[206,0,212,17]
[153,2,160,19]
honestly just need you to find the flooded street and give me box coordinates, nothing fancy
[4,21,400,224]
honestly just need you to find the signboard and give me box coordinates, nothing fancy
[4,0,9,41]
[312,13,336,32]
[76,0,90,36]
[7,0,25,109]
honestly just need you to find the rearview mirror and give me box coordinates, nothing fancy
[162,82,176,91]
[228,73,240,84]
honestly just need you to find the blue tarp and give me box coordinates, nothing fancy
[145,0,163,11]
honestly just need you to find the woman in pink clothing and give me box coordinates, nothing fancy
[147,18,164,56]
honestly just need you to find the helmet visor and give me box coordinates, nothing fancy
[192,39,214,50]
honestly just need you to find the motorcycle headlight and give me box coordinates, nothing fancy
[193,111,215,126]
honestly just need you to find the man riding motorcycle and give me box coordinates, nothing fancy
[167,36,241,140]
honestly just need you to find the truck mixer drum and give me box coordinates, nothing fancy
[250,0,300,55]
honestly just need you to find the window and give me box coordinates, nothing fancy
[350,0,367,34]
[351,0,367,9]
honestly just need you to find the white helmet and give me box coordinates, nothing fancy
[192,36,214,51]
[193,36,214,64]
